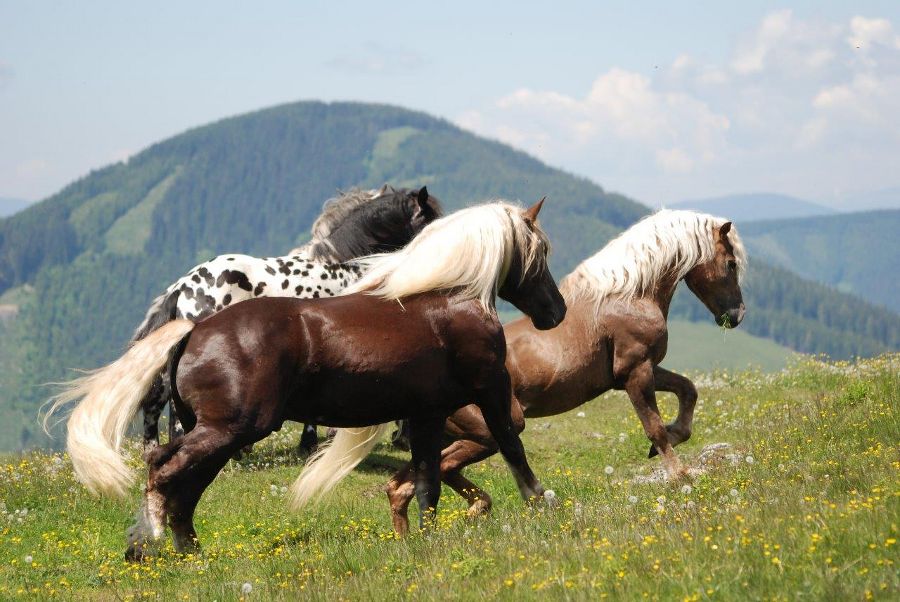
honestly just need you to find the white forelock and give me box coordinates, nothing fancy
[344,201,549,311]
[562,209,747,306]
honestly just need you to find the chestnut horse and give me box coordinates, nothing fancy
[385,210,747,534]
[47,199,566,560]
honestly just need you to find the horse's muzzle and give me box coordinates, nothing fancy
[718,303,745,328]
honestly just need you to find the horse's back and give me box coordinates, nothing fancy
[173,294,482,428]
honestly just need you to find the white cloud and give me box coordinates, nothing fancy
[478,68,729,177]
[455,11,900,206]
[731,9,793,74]
[326,42,424,75]
[848,16,900,51]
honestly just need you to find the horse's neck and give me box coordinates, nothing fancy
[649,272,681,320]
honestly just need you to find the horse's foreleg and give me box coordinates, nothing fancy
[440,438,498,517]
[624,362,686,478]
[298,424,318,454]
[408,416,445,530]
[445,471,491,516]
[648,366,698,458]
[477,373,548,504]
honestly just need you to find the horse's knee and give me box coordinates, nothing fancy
[646,423,669,446]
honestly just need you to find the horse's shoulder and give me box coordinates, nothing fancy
[596,297,668,358]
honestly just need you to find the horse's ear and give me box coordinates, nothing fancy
[524,197,546,224]
[417,186,429,208]
[719,221,732,238]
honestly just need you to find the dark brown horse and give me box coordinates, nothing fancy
[385,210,747,534]
[47,200,566,560]
[133,185,443,456]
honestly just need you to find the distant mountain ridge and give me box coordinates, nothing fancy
[670,193,835,222]
[835,187,900,212]
[739,209,900,312]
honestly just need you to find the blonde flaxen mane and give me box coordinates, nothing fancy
[343,201,550,312]
[561,209,747,308]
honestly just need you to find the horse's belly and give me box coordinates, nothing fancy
[518,360,612,419]
[287,369,465,427]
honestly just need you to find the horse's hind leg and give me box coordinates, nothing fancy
[127,425,242,559]
[140,375,168,459]
[648,366,698,458]
[386,438,497,536]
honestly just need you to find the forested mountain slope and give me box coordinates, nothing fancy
[0,101,896,451]
[738,210,900,312]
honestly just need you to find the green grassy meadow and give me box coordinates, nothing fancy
[1,355,897,600]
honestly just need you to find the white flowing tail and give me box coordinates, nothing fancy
[44,319,195,498]
[289,424,391,509]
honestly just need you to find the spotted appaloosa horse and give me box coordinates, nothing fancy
[135,186,442,456]
[47,199,566,560]
[385,210,747,534]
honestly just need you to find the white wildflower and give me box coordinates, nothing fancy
[604,465,614,475]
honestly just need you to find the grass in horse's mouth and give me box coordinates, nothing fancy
[719,312,732,341]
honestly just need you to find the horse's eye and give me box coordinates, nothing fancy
[727,260,737,272]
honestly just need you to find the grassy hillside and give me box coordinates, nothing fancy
[740,210,900,312]
[0,101,897,452]
[663,320,794,373]
[671,261,900,360]
[1,354,896,599]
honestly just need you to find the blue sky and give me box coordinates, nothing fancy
[2,1,899,208]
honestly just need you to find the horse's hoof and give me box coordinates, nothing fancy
[466,498,491,518]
